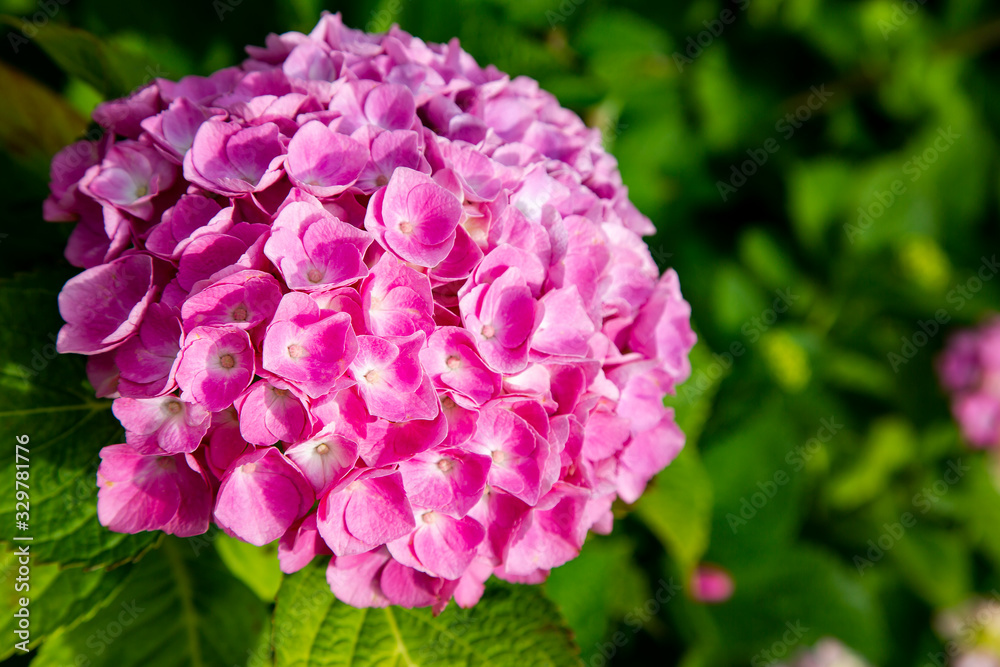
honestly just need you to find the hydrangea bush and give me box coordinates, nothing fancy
[46,12,694,611]
[938,316,1000,449]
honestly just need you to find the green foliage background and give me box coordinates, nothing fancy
[0,0,998,665]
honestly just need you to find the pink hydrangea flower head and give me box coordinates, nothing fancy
[938,317,1000,448]
[55,12,695,611]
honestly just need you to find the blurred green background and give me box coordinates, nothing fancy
[1,0,999,665]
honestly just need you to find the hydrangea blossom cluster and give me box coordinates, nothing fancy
[48,13,695,610]
[938,317,1000,448]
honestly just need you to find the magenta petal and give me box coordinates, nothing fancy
[326,549,391,608]
[285,427,358,492]
[470,405,544,505]
[399,448,491,519]
[344,473,415,546]
[114,395,211,454]
[379,559,442,608]
[97,444,211,537]
[411,511,485,579]
[317,471,415,556]
[363,83,416,131]
[57,254,157,355]
[279,513,332,574]
[115,302,183,398]
[617,413,685,504]
[175,326,255,411]
[262,294,359,398]
[361,252,434,337]
[420,327,501,406]
[365,167,462,267]
[214,447,315,546]
[234,379,312,447]
[350,333,432,421]
[181,270,282,332]
[533,286,595,357]
[286,121,367,197]
[264,201,372,291]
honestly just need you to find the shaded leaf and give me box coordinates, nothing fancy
[32,538,269,667]
[273,562,581,667]
[0,546,132,659]
[0,271,156,567]
[0,61,86,179]
[635,445,713,575]
[214,534,283,602]
[0,17,157,98]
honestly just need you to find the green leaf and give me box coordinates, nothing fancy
[706,546,888,664]
[787,159,852,251]
[635,445,714,575]
[710,263,766,336]
[0,17,157,98]
[818,348,896,399]
[0,546,132,659]
[0,61,87,179]
[958,455,1000,570]
[738,228,800,291]
[0,271,156,567]
[545,535,647,663]
[32,537,269,667]
[273,562,581,667]
[888,523,970,608]
[214,534,283,602]
[825,417,916,511]
[703,398,810,561]
[279,0,326,33]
